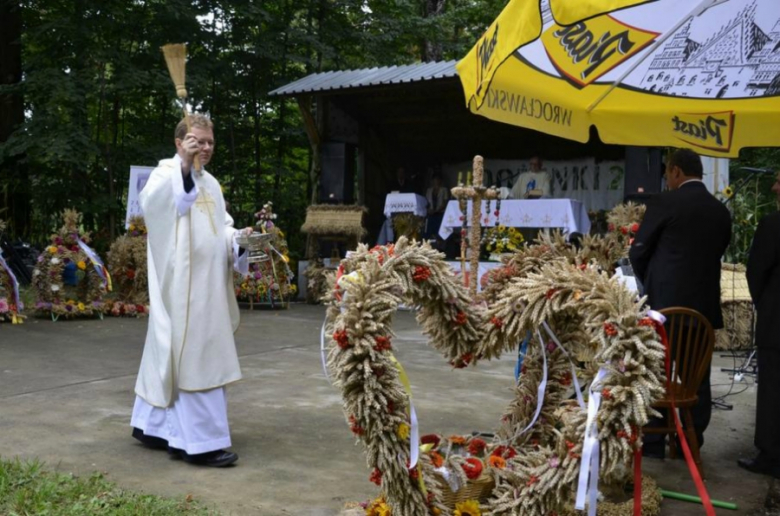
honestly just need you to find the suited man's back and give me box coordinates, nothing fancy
[629,181,731,329]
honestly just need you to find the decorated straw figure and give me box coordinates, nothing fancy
[32,209,111,319]
[234,202,296,308]
[451,156,499,296]
[0,219,24,324]
[106,216,149,317]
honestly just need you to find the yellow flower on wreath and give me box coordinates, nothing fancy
[48,246,58,254]
[396,422,410,440]
[454,499,481,516]
[77,260,87,270]
[365,498,391,516]
[77,302,85,311]
[722,186,734,199]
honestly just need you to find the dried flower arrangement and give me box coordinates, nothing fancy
[105,215,149,317]
[234,201,296,308]
[32,209,110,319]
[0,219,24,323]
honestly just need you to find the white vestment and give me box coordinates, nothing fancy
[135,155,247,407]
[132,155,248,453]
[131,388,231,454]
[510,171,551,199]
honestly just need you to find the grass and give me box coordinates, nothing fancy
[0,457,219,515]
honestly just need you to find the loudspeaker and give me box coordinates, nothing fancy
[320,142,356,203]
[624,146,663,198]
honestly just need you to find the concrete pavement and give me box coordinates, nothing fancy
[0,304,775,515]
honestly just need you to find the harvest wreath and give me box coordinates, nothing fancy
[325,238,665,516]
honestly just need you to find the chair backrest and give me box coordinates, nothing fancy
[659,307,715,399]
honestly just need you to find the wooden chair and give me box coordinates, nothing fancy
[642,307,715,475]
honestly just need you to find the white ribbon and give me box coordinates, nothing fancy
[647,310,666,325]
[542,321,586,410]
[575,367,609,515]
[76,237,109,290]
[0,253,21,311]
[320,317,331,383]
[502,330,549,445]
[410,403,420,468]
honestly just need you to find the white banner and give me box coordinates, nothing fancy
[442,158,625,212]
[125,166,154,228]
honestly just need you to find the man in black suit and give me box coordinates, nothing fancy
[629,148,732,456]
[740,171,780,479]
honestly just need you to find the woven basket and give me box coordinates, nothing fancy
[433,472,495,509]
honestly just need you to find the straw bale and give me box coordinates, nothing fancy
[300,205,366,238]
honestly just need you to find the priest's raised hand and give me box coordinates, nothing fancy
[130,113,250,468]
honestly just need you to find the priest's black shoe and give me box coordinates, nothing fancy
[132,427,169,451]
[175,449,238,468]
[737,454,780,478]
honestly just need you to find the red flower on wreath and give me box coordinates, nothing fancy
[631,223,640,233]
[429,451,444,468]
[374,336,392,352]
[333,329,350,349]
[126,269,136,280]
[638,317,654,327]
[467,438,487,456]
[369,468,382,486]
[492,445,517,459]
[136,304,145,314]
[603,322,618,337]
[349,415,364,436]
[461,457,483,480]
[608,223,615,232]
[559,372,572,386]
[407,460,419,480]
[413,265,432,282]
[421,434,441,448]
[620,226,629,235]
[601,388,612,400]
[546,288,559,299]
[527,475,540,487]
[490,316,503,329]
[488,455,506,469]
[454,311,467,326]
[451,352,473,369]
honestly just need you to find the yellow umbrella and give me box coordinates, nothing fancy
[458,0,780,157]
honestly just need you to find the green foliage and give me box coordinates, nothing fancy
[0,457,217,515]
[0,0,504,259]
[724,149,780,264]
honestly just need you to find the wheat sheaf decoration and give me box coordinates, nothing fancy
[325,237,665,516]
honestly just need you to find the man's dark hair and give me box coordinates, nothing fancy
[668,148,703,178]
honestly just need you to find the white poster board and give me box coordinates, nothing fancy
[125,166,154,228]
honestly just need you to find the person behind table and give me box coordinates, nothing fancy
[389,166,414,194]
[510,155,551,199]
[424,174,448,242]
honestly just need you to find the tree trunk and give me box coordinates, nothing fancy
[0,0,30,237]
[423,0,445,62]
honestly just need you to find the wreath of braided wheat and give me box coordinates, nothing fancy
[325,237,665,516]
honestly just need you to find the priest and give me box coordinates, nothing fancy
[130,114,250,468]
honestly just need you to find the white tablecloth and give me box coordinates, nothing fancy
[383,193,428,218]
[439,199,591,239]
